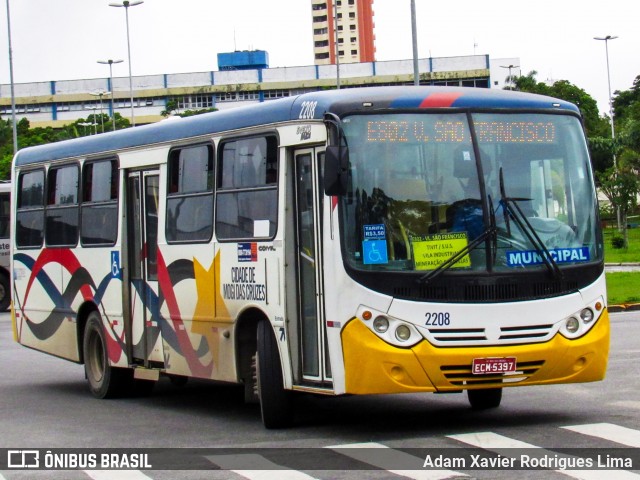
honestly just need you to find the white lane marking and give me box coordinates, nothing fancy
[85,471,154,480]
[207,454,319,480]
[327,442,467,480]
[449,431,640,480]
[563,423,640,448]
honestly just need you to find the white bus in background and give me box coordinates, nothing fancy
[0,180,10,311]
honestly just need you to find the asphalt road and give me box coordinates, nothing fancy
[0,310,639,479]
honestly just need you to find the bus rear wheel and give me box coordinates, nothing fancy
[256,320,293,429]
[83,311,129,399]
[467,388,502,410]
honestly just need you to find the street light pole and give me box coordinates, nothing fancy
[78,122,93,137]
[411,0,419,86]
[97,59,123,131]
[594,35,619,230]
[5,0,18,153]
[594,36,618,148]
[90,91,110,133]
[500,64,519,90]
[109,0,143,127]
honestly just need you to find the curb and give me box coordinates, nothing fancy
[609,303,640,313]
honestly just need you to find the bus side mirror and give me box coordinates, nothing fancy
[324,145,349,196]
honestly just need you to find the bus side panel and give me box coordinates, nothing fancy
[155,243,235,381]
[13,250,80,361]
[70,246,127,368]
[13,246,127,365]
[215,241,287,383]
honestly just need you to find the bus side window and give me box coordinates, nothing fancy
[216,136,278,240]
[45,164,79,247]
[81,159,119,246]
[16,169,45,248]
[166,144,214,243]
[0,190,10,239]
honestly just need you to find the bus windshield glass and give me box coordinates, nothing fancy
[340,112,601,273]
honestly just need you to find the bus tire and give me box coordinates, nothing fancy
[0,272,10,311]
[256,319,293,429]
[467,388,502,410]
[83,311,129,399]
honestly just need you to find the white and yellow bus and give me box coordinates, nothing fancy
[11,86,608,428]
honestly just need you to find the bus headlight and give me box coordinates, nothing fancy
[580,308,594,324]
[356,306,422,347]
[395,324,412,342]
[373,316,389,333]
[559,298,603,339]
[565,317,580,334]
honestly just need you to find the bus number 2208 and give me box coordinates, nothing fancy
[424,312,451,326]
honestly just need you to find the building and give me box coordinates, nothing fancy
[0,55,519,129]
[218,50,269,71]
[311,0,375,65]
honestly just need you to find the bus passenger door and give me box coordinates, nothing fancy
[126,170,164,367]
[293,148,331,385]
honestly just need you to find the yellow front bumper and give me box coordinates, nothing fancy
[342,310,610,395]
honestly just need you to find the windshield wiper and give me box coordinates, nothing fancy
[488,195,498,266]
[418,195,499,285]
[498,167,563,279]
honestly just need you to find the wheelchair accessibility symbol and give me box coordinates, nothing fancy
[362,240,388,265]
[111,251,121,278]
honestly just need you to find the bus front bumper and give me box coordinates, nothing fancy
[341,310,610,395]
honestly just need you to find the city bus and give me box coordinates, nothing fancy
[0,181,10,311]
[10,86,608,428]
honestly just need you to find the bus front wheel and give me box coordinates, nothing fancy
[256,320,293,429]
[467,388,502,410]
[83,311,129,399]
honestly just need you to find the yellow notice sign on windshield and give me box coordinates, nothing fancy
[412,232,471,271]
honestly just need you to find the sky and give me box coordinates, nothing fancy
[0,0,638,115]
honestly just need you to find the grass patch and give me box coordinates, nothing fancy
[606,272,640,305]
[603,226,640,304]
[602,226,640,263]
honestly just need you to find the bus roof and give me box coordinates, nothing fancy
[14,86,580,167]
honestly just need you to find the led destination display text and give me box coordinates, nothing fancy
[366,120,556,144]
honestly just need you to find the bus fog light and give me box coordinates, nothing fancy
[580,308,594,324]
[565,317,580,333]
[373,316,389,333]
[395,324,411,342]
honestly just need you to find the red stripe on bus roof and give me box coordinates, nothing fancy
[419,92,464,108]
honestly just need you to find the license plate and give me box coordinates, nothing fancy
[472,357,517,375]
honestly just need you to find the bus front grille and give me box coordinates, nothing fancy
[425,324,556,345]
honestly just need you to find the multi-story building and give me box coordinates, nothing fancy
[311,0,375,65]
[0,54,519,129]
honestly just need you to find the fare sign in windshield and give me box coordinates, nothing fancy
[411,233,470,270]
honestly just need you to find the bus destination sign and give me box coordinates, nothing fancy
[366,120,556,144]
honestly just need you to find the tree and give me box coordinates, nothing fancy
[512,71,614,175]
[161,99,180,117]
[161,99,217,118]
[597,165,640,248]
[613,75,640,155]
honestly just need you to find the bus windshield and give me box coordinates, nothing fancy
[340,112,601,273]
